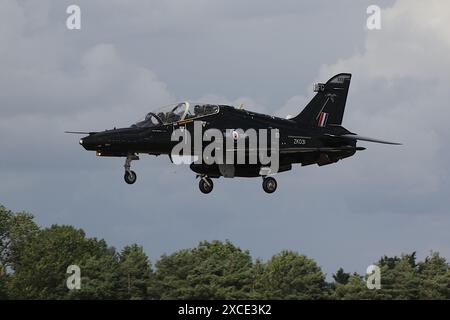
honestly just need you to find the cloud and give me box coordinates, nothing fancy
[310,0,450,196]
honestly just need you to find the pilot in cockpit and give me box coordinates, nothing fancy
[165,112,180,123]
[157,112,166,123]
[194,105,204,117]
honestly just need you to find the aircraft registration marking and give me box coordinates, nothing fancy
[293,138,306,145]
[288,135,310,145]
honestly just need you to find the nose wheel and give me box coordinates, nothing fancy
[199,176,214,194]
[123,154,139,185]
[262,177,277,193]
[124,170,137,184]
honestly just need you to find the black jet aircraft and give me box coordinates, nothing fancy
[67,73,400,194]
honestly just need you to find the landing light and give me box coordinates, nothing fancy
[79,139,83,145]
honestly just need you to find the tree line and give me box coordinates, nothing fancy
[0,204,449,299]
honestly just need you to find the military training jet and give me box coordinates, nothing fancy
[67,73,400,194]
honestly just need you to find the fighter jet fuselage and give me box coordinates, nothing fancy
[68,73,400,194]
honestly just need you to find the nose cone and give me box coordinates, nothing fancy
[79,135,97,151]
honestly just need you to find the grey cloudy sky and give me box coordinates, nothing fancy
[1,0,450,278]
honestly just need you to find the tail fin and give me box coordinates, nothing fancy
[292,73,351,127]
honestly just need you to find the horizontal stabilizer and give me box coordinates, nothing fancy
[280,146,366,154]
[340,134,402,145]
[225,146,366,154]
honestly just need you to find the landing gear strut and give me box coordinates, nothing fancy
[262,176,277,194]
[199,176,214,194]
[124,154,139,184]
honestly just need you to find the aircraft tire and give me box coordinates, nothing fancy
[262,177,277,193]
[199,177,213,194]
[124,170,137,184]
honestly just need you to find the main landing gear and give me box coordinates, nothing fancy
[198,176,214,194]
[124,154,139,184]
[262,176,277,194]
[196,175,277,194]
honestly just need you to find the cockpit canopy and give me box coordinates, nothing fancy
[132,102,219,128]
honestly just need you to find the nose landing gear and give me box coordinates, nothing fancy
[124,170,137,184]
[124,154,139,184]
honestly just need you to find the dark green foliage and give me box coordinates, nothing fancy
[417,252,450,299]
[0,205,39,271]
[68,246,121,300]
[333,268,350,285]
[0,269,8,300]
[117,244,154,299]
[332,273,373,300]
[373,253,421,299]
[1,205,40,300]
[253,250,327,299]
[332,252,450,300]
[1,204,449,300]
[9,224,116,299]
[152,240,254,299]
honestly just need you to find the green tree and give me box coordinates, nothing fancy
[0,205,39,271]
[254,250,326,299]
[153,240,253,299]
[417,252,450,299]
[332,273,368,300]
[333,253,425,300]
[333,268,350,285]
[9,224,118,299]
[69,247,120,300]
[249,258,265,299]
[0,268,8,299]
[4,204,450,301]
[371,253,420,300]
[332,273,373,299]
[117,244,154,299]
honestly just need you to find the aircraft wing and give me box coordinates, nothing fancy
[64,131,98,135]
